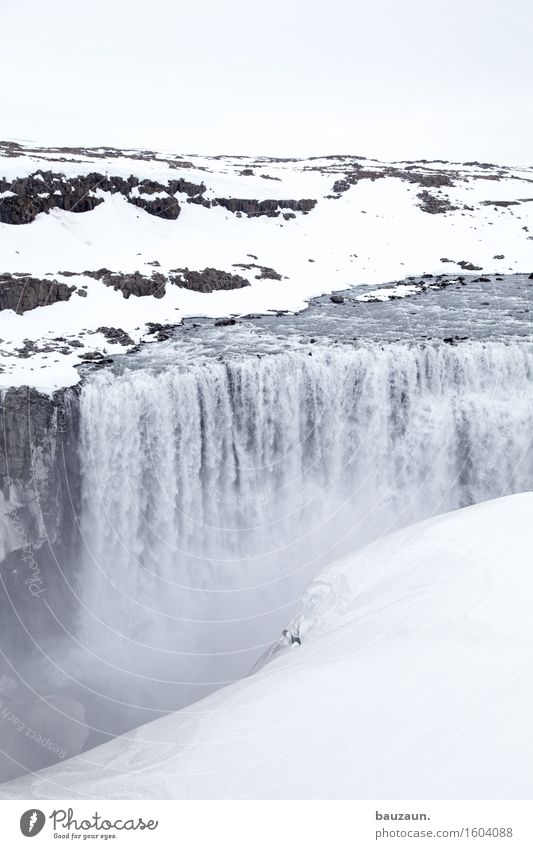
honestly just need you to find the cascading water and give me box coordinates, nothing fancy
[67,340,533,741]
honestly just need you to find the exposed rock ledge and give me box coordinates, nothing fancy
[0,171,206,225]
[0,267,254,314]
[71,267,252,297]
[212,197,317,217]
[0,386,81,675]
[0,386,79,562]
[0,273,75,314]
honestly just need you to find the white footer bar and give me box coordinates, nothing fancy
[1,799,532,848]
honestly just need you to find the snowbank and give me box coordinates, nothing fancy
[1,145,532,390]
[2,492,532,800]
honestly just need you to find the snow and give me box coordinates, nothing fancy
[355,283,420,301]
[1,145,533,390]
[129,186,173,200]
[2,492,532,800]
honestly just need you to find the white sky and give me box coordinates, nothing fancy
[1,0,532,163]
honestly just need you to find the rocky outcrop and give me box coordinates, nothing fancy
[480,198,533,208]
[170,267,250,293]
[96,270,167,299]
[212,198,317,217]
[180,194,316,216]
[457,260,483,271]
[128,194,180,219]
[75,268,167,298]
[51,264,251,296]
[0,140,197,170]
[0,171,206,225]
[166,177,207,197]
[96,327,135,346]
[232,262,282,280]
[0,386,80,562]
[77,267,251,296]
[0,386,82,695]
[0,172,123,224]
[0,273,75,314]
[328,163,457,199]
[417,191,459,215]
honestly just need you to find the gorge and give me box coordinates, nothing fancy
[0,144,532,791]
[1,323,533,782]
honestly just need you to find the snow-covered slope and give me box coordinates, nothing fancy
[1,142,532,389]
[2,493,532,800]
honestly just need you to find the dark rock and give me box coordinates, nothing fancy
[145,322,176,341]
[79,351,106,360]
[417,191,458,214]
[186,195,212,208]
[0,170,205,225]
[480,199,521,207]
[0,273,75,314]
[457,261,482,271]
[213,197,317,217]
[171,268,250,293]
[0,385,80,560]
[129,194,180,220]
[100,270,167,299]
[332,178,351,193]
[81,268,113,279]
[330,294,345,304]
[96,327,135,346]
[164,177,206,197]
[232,262,282,280]
[214,317,237,327]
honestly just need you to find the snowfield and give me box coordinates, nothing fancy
[2,493,532,800]
[1,143,532,390]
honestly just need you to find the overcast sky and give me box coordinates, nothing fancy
[1,0,532,163]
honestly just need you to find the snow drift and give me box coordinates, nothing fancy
[2,492,532,800]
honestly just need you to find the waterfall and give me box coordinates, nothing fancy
[69,340,533,735]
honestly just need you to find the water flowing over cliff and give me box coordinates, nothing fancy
[70,340,533,733]
[1,337,532,782]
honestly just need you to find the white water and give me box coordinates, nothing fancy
[69,340,533,734]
